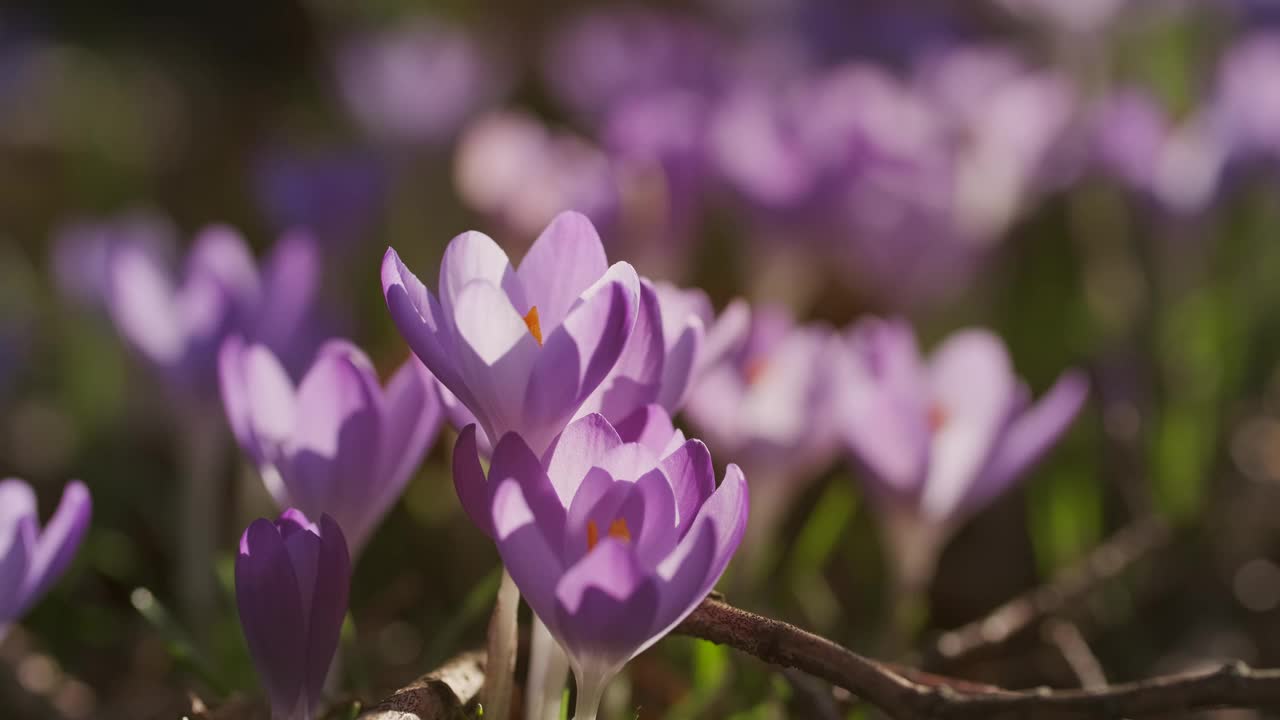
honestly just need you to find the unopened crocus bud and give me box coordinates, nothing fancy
[235,510,350,720]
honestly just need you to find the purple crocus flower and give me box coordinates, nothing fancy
[236,509,350,720]
[683,305,835,569]
[454,111,621,243]
[107,225,322,397]
[219,339,442,552]
[835,318,1088,590]
[1085,89,1171,194]
[684,305,836,471]
[1212,33,1280,159]
[336,18,507,147]
[452,411,748,720]
[0,479,91,639]
[381,210,640,458]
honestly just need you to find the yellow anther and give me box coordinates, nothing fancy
[523,306,543,346]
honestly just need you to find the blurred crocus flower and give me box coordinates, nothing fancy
[236,509,350,720]
[336,18,506,147]
[1085,89,1171,194]
[835,319,1088,591]
[684,305,836,472]
[219,339,442,552]
[1212,33,1280,159]
[683,305,835,566]
[382,210,640,457]
[602,91,713,275]
[454,111,620,242]
[0,479,91,639]
[543,7,724,122]
[453,412,748,720]
[108,226,322,398]
[253,147,387,250]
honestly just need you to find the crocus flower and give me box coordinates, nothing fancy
[1211,33,1280,160]
[382,210,640,458]
[684,305,836,472]
[336,18,507,147]
[835,318,1088,591]
[108,225,322,397]
[683,305,835,570]
[236,509,350,720]
[453,111,621,242]
[0,479,91,639]
[220,338,442,553]
[452,411,748,720]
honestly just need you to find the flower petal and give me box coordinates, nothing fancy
[0,516,34,621]
[490,431,566,540]
[438,230,524,319]
[492,478,565,627]
[255,230,321,362]
[658,440,716,535]
[287,347,382,544]
[577,279,664,423]
[839,319,930,493]
[452,425,495,537]
[525,262,639,445]
[236,518,307,718]
[382,248,484,431]
[921,329,1019,519]
[516,211,610,330]
[452,278,541,445]
[613,404,678,455]
[304,515,351,712]
[22,481,91,611]
[544,414,623,505]
[370,357,441,538]
[553,539,660,672]
[971,369,1089,511]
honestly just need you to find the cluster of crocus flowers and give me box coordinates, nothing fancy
[0,479,91,639]
[235,510,350,720]
[454,411,748,720]
[219,338,443,553]
[834,318,1088,596]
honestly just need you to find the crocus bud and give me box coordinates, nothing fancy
[235,510,351,720]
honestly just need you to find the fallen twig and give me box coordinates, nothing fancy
[929,517,1173,665]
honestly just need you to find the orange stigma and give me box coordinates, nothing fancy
[586,518,632,551]
[523,306,543,345]
[743,357,769,385]
[928,404,948,432]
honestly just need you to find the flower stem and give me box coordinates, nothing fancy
[481,568,520,720]
[570,669,609,720]
[178,408,223,644]
[525,617,571,720]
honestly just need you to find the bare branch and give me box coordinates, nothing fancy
[675,598,1280,719]
[930,517,1172,665]
[357,650,485,720]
